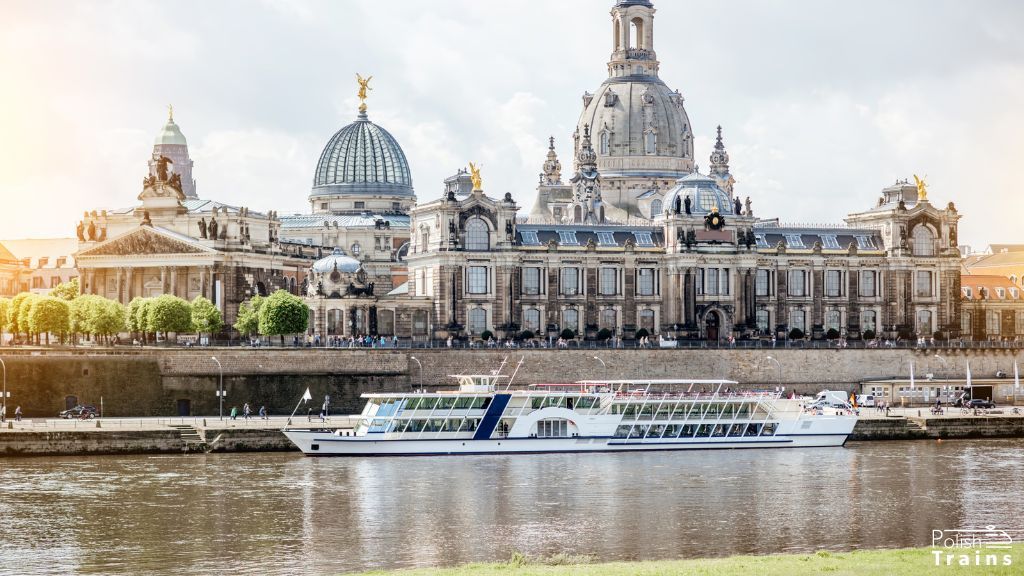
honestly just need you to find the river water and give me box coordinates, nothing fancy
[1,439,1022,575]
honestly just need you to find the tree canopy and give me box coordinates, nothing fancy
[29,296,70,344]
[257,290,309,338]
[233,295,263,336]
[146,294,193,334]
[50,278,80,301]
[191,296,223,338]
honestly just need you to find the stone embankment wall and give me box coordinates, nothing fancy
[0,347,1019,417]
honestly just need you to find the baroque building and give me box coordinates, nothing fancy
[405,0,963,343]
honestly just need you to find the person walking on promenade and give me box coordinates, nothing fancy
[230,406,238,420]
[14,406,22,421]
[243,403,252,420]
[259,405,267,419]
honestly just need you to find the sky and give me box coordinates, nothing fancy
[1,0,1023,251]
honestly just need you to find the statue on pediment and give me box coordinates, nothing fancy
[142,211,153,227]
[76,221,85,242]
[87,220,96,241]
[168,172,182,192]
[98,227,107,242]
[208,217,218,240]
[198,218,208,239]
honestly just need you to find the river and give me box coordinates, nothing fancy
[0,439,1022,575]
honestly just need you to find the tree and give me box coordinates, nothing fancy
[635,328,649,340]
[17,293,42,344]
[146,294,193,339]
[257,290,309,345]
[191,296,223,342]
[29,296,70,345]
[234,295,263,337]
[789,328,805,340]
[480,330,494,342]
[128,298,149,333]
[826,328,840,340]
[50,278,80,301]
[0,297,9,345]
[518,330,535,341]
[596,328,612,341]
[69,294,98,342]
[74,296,127,344]
[7,293,31,339]
[560,328,577,340]
[863,329,876,340]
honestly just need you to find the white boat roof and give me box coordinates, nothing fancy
[574,379,739,386]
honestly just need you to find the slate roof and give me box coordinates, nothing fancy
[516,225,663,249]
[753,223,884,252]
[279,213,411,230]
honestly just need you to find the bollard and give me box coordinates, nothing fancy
[918,410,921,417]
[96,420,101,428]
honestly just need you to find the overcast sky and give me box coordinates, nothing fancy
[2,0,1023,250]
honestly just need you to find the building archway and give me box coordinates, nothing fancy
[705,310,720,342]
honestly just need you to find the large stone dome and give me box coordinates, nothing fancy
[155,118,188,146]
[311,110,413,198]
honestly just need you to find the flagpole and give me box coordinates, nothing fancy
[286,387,313,427]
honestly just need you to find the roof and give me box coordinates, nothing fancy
[312,110,413,198]
[279,213,410,230]
[960,274,1021,300]
[0,237,79,268]
[0,241,18,263]
[516,225,664,249]
[387,281,409,296]
[962,250,1024,270]
[155,119,188,146]
[106,199,268,218]
[752,224,883,253]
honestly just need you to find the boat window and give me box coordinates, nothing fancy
[728,424,746,437]
[447,418,464,431]
[663,424,681,438]
[713,425,727,437]
[405,398,421,410]
[454,397,474,410]
[648,425,666,438]
[623,405,639,418]
[543,396,564,408]
[735,403,750,418]
[417,398,439,411]
[681,424,697,437]
[655,406,672,420]
[638,404,654,419]
[720,404,735,418]
[762,423,777,436]
[472,397,490,409]
[537,419,569,438]
[629,425,649,438]
[614,425,631,438]
[369,419,391,433]
[436,398,456,410]
[695,424,713,437]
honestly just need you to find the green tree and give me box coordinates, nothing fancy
[17,293,42,344]
[257,290,309,345]
[128,298,149,334]
[92,298,127,344]
[234,295,263,337]
[0,297,9,345]
[69,294,98,342]
[146,294,193,339]
[7,293,31,338]
[191,296,223,342]
[50,278,80,301]
[29,296,70,345]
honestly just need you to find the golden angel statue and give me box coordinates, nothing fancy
[468,162,483,191]
[913,174,929,202]
[356,73,373,111]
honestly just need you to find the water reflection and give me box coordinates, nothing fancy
[0,440,1021,575]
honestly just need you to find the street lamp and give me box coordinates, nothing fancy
[593,356,607,381]
[0,357,7,422]
[410,356,423,392]
[211,356,224,420]
[765,355,782,389]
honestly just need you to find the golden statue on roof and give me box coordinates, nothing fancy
[356,74,373,112]
[469,162,483,191]
[168,104,174,122]
[913,174,929,202]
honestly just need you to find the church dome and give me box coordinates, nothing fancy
[311,110,413,198]
[311,248,361,274]
[665,172,732,215]
[155,119,188,146]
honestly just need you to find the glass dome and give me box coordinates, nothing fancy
[311,248,361,274]
[664,172,732,215]
[311,110,414,198]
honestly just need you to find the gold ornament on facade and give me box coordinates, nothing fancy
[913,174,929,202]
[469,162,483,191]
[356,73,373,113]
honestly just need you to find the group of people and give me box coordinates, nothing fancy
[229,402,268,420]
[0,405,23,422]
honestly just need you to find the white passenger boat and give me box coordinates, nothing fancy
[283,375,858,456]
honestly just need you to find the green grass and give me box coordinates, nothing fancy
[346,544,1024,576]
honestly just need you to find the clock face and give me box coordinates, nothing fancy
[712,217,720,226]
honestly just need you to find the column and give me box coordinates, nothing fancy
[160,267,168,295]
[170,267,179,297]
[115,268,124,304]
[125,268,134,302]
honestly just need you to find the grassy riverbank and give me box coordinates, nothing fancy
[349,544,1024,575]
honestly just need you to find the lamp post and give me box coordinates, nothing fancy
[410,356,423,392]
[593,356,607,381]
[765,355,782,389]
[0,357,7,422]
[211,356,224,420]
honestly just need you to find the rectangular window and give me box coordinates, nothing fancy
[523,268,541,295]
[821,235,840,249]
[856,235,875,250]
[825,270,841,297]
[860,271,876,297]
[825,310,841,331]
[962,312,973,335]
[560,268,579,296]
[755,234,769,248]
[706,268,719,295]
[597,232,616,246]
[915,271,933,297]
[392,202,401,211]
[696,268,704,296]
[755,269,770,297]
[1016,312,1024,335]
[50,276,61,289]
[634,232,654,246]
[784,234,804,248]
[789,270,806,297]
[320,203,328,210]
[637,268,655,296]
[987,311,1000,336]
[32,277,43,289]
[467,266,488,294]
[599,267,617,296]
[791,310,806,332]
[863,311,877,333]
[354,201,365,209]
[520,230,540,245]
[558,231,579,245]
[756,309,770,331]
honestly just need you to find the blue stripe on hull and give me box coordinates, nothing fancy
[473,394,511,440]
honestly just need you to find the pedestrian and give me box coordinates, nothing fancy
[447,335,453,348]
[259,405,267,419]
[14,406,22,422]
[243,403,252,419]
[230,406,238,420]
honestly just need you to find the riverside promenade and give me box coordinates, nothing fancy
[2,409,1023,456]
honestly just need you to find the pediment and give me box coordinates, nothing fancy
[78,226,213,257]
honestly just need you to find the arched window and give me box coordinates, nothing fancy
[524,308,541,332]
[351,242,361,256]
[465,217,489,251]
[563,308,579,334]
[862,310,877,333]
[917,309,933,336]
[613,20,621,51]
[630,17,643,50]
[645,131,656,154]
[650,199,663,219]
[600,131,610,155]
[468,307,487,335]
[912,226,934,256]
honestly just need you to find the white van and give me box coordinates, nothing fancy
[855,394,877,407]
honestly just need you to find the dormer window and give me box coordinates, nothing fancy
[856,235,876,250]
[1012,288,1019,299]
[597,232,616,246]
[558,231,579,246]
[633,232,654,246]
[784,234,804,249]
[520,230,540,245]
[755,234,769,248]
[821,235,840,249]
[964,287,973,299]
[997,288,1006,299]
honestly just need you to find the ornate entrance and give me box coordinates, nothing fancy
[706,311,720,342]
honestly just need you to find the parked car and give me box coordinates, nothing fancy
[59,405,98,419]
[966,399,996,409]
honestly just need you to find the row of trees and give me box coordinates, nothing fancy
[233,290,310,345]
[0,279,225,345]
